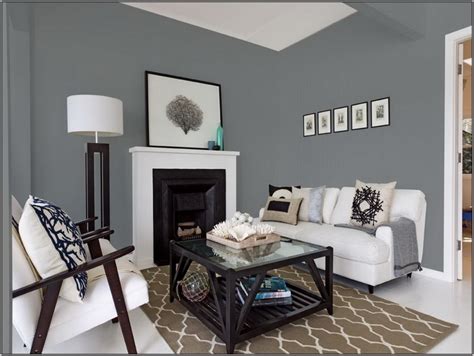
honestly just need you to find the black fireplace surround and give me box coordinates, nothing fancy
[153,169,226,265]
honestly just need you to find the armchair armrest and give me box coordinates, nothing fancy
[75,216,98,233]
[82,229,115,244]
[12,245,134,298]
[81,226,110,239]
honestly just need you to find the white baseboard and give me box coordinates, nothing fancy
[416,267,454,282]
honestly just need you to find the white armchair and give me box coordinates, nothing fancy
[11,196,149,354]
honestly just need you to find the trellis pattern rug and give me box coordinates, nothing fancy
[141,265,457,354]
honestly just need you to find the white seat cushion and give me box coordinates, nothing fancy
[14,237,149,348]
[47,269,148,346]
[257,220,316,239]
[46,239,148,346]
[295,224,390,265]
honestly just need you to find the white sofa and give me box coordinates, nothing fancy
[259,187,426,292]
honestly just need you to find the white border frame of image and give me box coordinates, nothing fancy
[351,102,369,130]
[303,113,316,137]
[333,106,349,132]
[317,110,331,135]
[370,97,390,127]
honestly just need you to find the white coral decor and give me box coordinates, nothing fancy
[253,223,275,235]
[228,224,256,241]
[211,220,237,238]
[211,216,275,241]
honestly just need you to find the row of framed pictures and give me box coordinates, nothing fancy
[303,97,390,137]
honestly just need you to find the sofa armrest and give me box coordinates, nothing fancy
[375,226,394,266]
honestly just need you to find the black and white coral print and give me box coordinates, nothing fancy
[351,186,384,226]
[166,95,203,134]
[30,197,88,300]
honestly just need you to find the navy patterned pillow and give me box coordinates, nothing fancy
[19,196,88,302]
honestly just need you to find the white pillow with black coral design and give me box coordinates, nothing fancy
[19,196,88,303]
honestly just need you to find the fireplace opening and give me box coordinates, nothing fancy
[153,169,226,265]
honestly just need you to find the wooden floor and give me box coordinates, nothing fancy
[463,225,472,279]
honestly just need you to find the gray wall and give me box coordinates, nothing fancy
[25,2,282,250]
[9,2,470,271]
[274,3,470,271]
[8,3,31,204]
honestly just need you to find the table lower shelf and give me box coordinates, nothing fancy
[176,276,330,344]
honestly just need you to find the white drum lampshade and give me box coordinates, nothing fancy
[67,95,123,142]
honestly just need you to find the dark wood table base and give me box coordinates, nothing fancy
[170,243,333,354]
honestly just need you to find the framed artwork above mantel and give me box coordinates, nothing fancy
[145,71,223,150]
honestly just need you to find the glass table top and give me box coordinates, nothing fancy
[174,238,326,271]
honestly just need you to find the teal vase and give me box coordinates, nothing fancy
[216,125,224,150]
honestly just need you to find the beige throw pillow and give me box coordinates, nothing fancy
[261,197,303,225]
[350,180,397,227]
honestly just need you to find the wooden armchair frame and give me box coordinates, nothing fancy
[13,220,138,354]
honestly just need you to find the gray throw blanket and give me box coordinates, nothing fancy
[335,217,422,277]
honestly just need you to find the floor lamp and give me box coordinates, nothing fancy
[67,95,123,232]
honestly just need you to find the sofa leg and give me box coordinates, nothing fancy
[407,273,412,278]
[368,285,374,294]
[112,317,119,324]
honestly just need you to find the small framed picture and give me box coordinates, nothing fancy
[351,102,369,130]
[303,113,316,137]
[333,106,349,132]
[371,97,390,127]
[317,110,331,135]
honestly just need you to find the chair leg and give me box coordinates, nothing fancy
[407,273,412,278]
[103,261,137,354]
[30,281,62,354]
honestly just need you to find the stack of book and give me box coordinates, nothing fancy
[236,276,292,307]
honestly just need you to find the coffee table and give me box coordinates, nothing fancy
[169,238,333,354]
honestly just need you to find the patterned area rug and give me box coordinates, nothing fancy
[141,265,457,354]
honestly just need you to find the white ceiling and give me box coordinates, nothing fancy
[124,2,356,51]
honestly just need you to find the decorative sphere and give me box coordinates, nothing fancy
[248,217,254,223]
[181,272,210,302]
[234,211,242,219]
[238,215,247,222]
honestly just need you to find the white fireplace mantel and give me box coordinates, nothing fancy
[129,146,240,269]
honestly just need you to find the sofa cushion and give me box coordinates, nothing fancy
[295,224,390,265]
[330,187,355,225]
[322,188,340,224]
[260,220,316,239]
[390,189,426,221]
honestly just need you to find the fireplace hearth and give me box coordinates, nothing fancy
[153,169,226,265]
